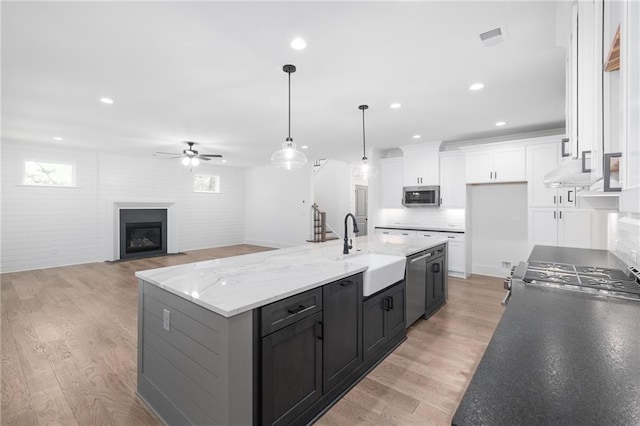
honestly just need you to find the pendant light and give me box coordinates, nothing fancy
[271,64,307,170]
[352,104,378,180]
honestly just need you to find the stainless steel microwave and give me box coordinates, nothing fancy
[402,186,440,207]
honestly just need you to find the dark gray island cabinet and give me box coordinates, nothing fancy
[137,273,407,426]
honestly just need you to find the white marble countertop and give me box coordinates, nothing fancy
[135,234,448,317]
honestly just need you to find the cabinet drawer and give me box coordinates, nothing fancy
[261,288,323,337]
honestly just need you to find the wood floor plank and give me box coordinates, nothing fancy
[1,244,505,425]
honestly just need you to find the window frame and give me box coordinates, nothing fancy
[193,173,221,194]
[21,159,77,188]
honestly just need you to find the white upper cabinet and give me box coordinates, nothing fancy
[439,152,466,208]
[380,158,403,208]
[465,145,526,184]
[400,142,441,186]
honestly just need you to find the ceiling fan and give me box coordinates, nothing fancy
[155,141,223,167]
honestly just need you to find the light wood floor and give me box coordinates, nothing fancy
[1,245,505,425]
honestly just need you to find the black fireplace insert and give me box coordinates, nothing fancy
[119,209,167,260]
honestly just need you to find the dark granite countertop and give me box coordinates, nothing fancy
[452,246,640,426]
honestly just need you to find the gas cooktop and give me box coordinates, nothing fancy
[523,261,640,297]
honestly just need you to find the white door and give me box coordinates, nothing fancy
[354,185,368,236]
[493,147,526,182]
[558,209,592,248]
[465,150,494,183]
[440,154,466,207]
[526,143,559,207]
[529,208,558,247]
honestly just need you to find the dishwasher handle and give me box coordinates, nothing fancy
[410,252,433,263]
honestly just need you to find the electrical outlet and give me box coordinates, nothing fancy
[501,261,512,269]
[163,308,171,332]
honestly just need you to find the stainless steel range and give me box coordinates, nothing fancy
[503,262,640,305]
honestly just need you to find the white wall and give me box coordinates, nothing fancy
[313,160,352,234]
[468,183,529,277]
[1,142,245,273]
[244,165,312,248]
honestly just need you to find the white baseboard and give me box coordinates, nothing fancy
[472,264,510,278]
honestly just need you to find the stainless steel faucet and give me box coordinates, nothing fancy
[343,213,360,254]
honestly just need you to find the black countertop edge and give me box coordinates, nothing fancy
[375,226,465,234]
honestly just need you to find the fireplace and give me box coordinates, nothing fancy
[119,209,168,260]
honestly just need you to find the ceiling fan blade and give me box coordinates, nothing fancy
[169,156,183,159]
[155,151,181,155]
[200,154,223,158]
[196,156,211,161]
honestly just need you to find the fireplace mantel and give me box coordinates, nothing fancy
[109,200,179,261]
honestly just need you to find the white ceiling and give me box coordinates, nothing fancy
[2,1,565,167]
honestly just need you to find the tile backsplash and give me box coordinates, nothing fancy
[380,208,465,230]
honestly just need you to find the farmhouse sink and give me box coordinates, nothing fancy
[345,253,406,297]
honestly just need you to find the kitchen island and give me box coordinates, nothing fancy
[136,235,448,425]
[452,246,640,426]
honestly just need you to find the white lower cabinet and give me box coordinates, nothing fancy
[529,208,593,249]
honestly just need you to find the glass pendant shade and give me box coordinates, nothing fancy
[352,157,379,180]
[271,139,307,170]
[181,157,190,166]
[182,156,200,167]
[271,64,307,170]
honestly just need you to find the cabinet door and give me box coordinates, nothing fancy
[262,312,323,426]
[447,240,465,274]
[493,147,526,182]
[362,292,387,362]
[558,209,592,249]
[380,158,404,208]
[402,145,423,186]
[558,187,578,208]
[440,154,466,207]
[529,208,558,248]
[426,258,446,317]
[322,276,362,393]
[526,143,559,206]
[386,283,406,340]
[465,151,494,183]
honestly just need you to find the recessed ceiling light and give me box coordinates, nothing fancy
[290,38,307,50]
[390,103,402,109]
[469,83,484,91]
[412,135,421,139]
[53,136,63,141]
[221,159,227,163]
[100,97,114,104]
[301,145,309,149]
[495,121,506,126]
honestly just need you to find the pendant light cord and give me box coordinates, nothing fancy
[288,70,292,141]
[361,107,367,159]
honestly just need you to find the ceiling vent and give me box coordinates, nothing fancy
[479,27,505,46]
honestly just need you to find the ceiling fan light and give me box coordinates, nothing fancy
[191,157,200,167]
[182,157,190,166]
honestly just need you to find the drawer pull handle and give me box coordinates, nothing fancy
[340,280,354,287]
[287,305,307,315]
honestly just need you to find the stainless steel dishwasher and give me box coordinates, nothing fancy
[405,249,431,327]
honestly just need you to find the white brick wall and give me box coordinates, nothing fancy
[1,142,245,273]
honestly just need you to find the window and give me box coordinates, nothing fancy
[23,161,75,187]
[194,174,220,193]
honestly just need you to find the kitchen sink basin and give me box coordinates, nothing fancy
[345,253,406,297]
